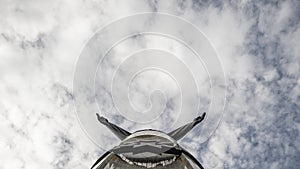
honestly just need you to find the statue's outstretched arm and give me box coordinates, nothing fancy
[168,112,206,141]
[96,113,131,140]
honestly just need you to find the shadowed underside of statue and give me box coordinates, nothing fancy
[91,113,206,169]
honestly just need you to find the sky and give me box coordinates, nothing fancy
[0,0,300,169]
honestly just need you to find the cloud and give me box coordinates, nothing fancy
[0,0,299,169]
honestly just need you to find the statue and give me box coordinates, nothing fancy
[91,112,206,169]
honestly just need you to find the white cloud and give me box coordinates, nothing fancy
[0,0,299,169]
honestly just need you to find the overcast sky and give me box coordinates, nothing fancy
[0,0,299,169]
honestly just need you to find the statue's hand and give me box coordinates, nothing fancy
[194,112,206,122]
[96,113,108,124]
